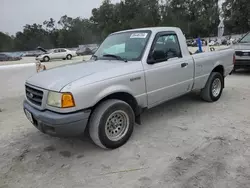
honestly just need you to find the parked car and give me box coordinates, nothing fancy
[76,47,92,56]
[232,32,250,71]
[76,45,99,56]
[36,47,77,62]
[0,53,22,61]
[23,51,43,57]
[186,39,193,47]
[23,27,234,149]
[208,40,215,46]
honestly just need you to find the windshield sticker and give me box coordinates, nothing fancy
[130,33,148,39]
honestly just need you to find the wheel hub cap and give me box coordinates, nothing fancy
[212,78,221,97]
[105,110,129,141]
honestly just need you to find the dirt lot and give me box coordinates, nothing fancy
[0,69,250,188]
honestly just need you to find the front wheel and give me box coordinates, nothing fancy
[43,56,50,62]
[66,54,72,60]
[89,99,135,149]
[200,72,223,102]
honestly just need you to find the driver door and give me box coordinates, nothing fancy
[143,32,194,107]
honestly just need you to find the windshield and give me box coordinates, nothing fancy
[239,32,250,43]
[94,31,151,61]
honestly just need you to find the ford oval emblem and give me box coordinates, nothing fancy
[29,93,34,98]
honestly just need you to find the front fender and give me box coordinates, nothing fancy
[70,83,143,112]
[94,85,134,105]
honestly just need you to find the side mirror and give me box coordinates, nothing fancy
[147,50,165,64]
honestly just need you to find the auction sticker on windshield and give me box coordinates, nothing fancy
[130,33,148,38]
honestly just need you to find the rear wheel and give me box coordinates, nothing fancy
[66,54,72,60]
[43,56,50,62]
[200,72,223,102]
[89,99,135,149]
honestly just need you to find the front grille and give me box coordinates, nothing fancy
[235,51,243,56]
[25,85,43,106]
[235,51,250,56]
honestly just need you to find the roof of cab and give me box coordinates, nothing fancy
[113,27,182,35]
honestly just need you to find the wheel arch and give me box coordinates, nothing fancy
[212,65,224,76]
[211,65,225,87]
[92,92,140,117]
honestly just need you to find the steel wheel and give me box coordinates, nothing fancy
[211,78,221,97]
[105,110,129,141]
[89,99,135,149]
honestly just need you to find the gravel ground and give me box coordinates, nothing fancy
[0,69,250,188]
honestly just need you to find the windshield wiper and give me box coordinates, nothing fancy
[103,54,128,62]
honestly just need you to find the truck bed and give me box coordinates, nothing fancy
[192,49,235,90]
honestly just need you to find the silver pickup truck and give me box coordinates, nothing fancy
[232,32,250,71]
[23,27,234,149]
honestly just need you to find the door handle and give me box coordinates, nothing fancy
[181,63,188,68]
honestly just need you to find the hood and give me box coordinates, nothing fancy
[37,46,47,53]
[232,43,250,51]
[26,60,142,91]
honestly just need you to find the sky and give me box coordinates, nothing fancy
[0,0,120,35]
[1,0,224,35]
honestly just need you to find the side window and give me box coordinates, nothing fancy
[54,49,58,53]
[60,49,66,52]
[149,34,182,63]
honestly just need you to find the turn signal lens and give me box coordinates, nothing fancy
[61,93,75,108]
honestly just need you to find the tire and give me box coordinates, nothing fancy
[66,54,72,60]
[43,56,50,62]
[200,72,224,102]
[89,99,135,149]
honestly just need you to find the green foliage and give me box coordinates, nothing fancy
[161,0,220,37]
[222,0,250,34]
[0,32,14,52]
[3,0,244,52]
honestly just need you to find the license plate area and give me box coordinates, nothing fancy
[25,109,34,124]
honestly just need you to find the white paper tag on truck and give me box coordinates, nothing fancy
[130,33,148,39]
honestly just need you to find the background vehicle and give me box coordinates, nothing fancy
[232,32,250,71]
[36,47,77,62]
[76,44,99,56]
[23,27,234,149]
[76,47,92,56]
[22,50,43,57]
[0,53,22,61]
[186,39,193,47]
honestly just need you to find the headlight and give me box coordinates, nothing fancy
[47,91,75,108]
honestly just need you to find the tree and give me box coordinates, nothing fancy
[0,32,14,52]
[0,0,224,52]
[161,0,220,38]
[223,0,250,34]
[14,24,53,51]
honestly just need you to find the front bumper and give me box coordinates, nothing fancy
[235,59,250,69]
[23,100,91,137]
